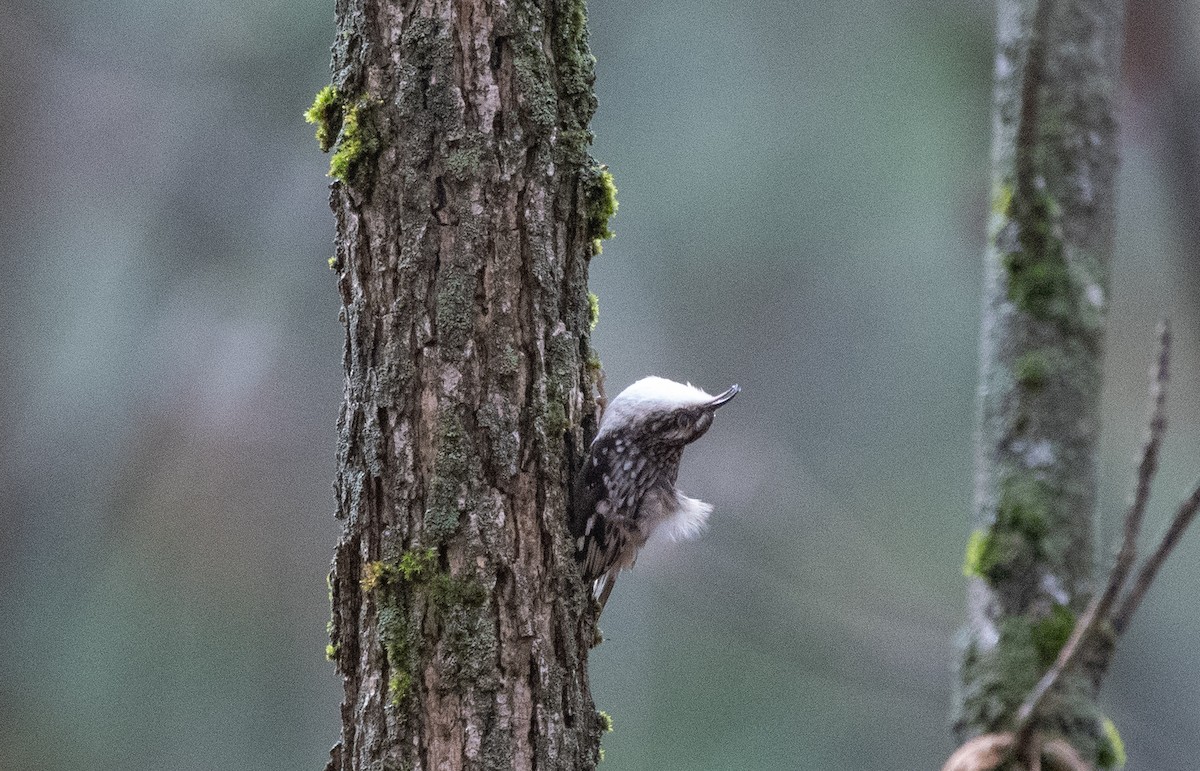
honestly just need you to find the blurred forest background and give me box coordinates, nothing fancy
[3,0,1200,768]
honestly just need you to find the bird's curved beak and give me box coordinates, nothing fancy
[708,384,740,409]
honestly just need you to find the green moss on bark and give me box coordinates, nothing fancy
[963,529,994,579]
[379,603,420,707]
[1097,716,1126,768]
[997,476,1051,541]
[364,549,440,592]
[1031,603,1075,667]
[329,102,379,185]
[587,292,600,331]
[1001,187,1073,322]
[497,345,519,378]
[555,129,594,167]
[367,546,493,706]
[960,618,1043,731]
[1014,350,1053,388]
[584,165,618,247]
[305,85,343,152]
[967,476,1057,585]
[305,86,380,186]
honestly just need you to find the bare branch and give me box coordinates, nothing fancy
[1112,481,1200,635]
[1123,319,1172,555]
[1012,320,1170,738]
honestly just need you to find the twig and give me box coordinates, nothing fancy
[1124,319,1172,556]
[1112,482,1200,635]
[1012,320,1170,742]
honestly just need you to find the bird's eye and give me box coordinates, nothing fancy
[675,412,692,429]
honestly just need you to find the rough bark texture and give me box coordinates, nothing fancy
[957,0,1122,764]
[318,1,609,769]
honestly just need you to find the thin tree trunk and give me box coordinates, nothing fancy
[317,1,611,768]
[956,0,1122,764]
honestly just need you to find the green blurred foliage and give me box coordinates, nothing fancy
[1,0,1199,769]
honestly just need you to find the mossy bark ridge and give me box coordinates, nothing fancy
[321,1,609,769]
[957,0,1122,765]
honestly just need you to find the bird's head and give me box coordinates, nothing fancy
[597,376,740,448]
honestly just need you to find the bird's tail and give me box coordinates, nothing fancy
[595,570,619,612]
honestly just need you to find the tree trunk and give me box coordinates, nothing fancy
[956,0,1122,764]
[316,1,611,768]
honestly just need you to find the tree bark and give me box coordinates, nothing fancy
[317,1,610,769]
[956,0,1122,765]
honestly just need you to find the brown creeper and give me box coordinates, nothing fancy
[570,376,740,608]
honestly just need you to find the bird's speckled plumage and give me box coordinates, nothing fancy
[570,376,740,608]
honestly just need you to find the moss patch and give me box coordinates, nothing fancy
[328,101,379,185]
[304,86,382,185]
[1014,350,1052,389]
[1001,187,1073,322]
[497,345,519,379]
[959,617,1043,731]
[388,671,414,705]
[970,476,1055,585]
[977,529,1030,585]
[991,181,1014,217]
[587,292,600,331]
[555,128,593,168]
[428,572,488,608]
[1031,602,1075,668]
[369,545,492,706]
[997,476,1051,540]
[362,560,388,593]
[1097,716,1126,768]
[962,529,993,579]
[305,85,343,152]
[584,165,618,246]
[362,548,439,593]
[378,604,419,707]
[400,547,439,580]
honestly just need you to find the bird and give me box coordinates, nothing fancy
[570,376,740,609]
